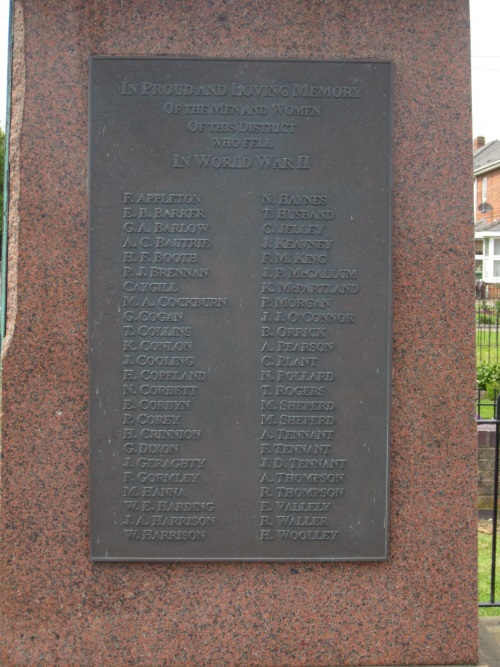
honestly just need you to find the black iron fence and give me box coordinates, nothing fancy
[477,300,500,361]
[476,299,500,418]
[479,398,500,608]
[476,297,500,606]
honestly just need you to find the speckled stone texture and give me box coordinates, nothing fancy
[0,1,476,665]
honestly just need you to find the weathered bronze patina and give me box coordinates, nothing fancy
[89,58,392,560]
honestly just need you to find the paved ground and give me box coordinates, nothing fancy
[480,617,500,667]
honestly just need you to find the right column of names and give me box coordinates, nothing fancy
[259,192,357,545]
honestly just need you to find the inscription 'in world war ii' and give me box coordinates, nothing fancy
[89,58,392,561]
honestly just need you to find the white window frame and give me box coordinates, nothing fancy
[478,234,500,283]
[474,178,477,222]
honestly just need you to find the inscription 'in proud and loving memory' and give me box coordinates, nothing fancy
[89,58,392,561]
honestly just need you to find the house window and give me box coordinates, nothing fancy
[483,177,488,203]
[488,238,500,281]
[475,179,477,222]
[476,259,483,279]
[476,239,484,255]
[482,237,500,280]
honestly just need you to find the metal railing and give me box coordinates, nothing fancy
[478,393,500,608]
[476,299,500,365]
[476,297,500,606]
[476,298,500,418]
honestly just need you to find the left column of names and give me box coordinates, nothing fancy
[119,191,221,547]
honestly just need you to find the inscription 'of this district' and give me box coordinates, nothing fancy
[89,58,392,561]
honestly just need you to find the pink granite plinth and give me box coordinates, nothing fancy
[0,1,477,665]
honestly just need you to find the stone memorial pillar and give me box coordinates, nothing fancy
[0,1,476,665]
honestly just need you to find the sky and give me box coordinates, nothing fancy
[471,0,500,142]
[0,2,496,139]
[0,0,7,130]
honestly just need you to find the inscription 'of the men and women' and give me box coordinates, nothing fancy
[119,79,363,172]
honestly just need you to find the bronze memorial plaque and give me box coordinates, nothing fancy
[89,58,392,561]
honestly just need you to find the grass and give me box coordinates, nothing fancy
[476,326,500,418]
[479,532,500,615]
[478,403,496,420]
[476,311,500,613]
[462,316,500,611]
[477,328,500,365]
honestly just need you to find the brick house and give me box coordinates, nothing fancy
[474,137,500,294]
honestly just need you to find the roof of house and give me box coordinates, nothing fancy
[475,218,500,234]
[474,140,500,176]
